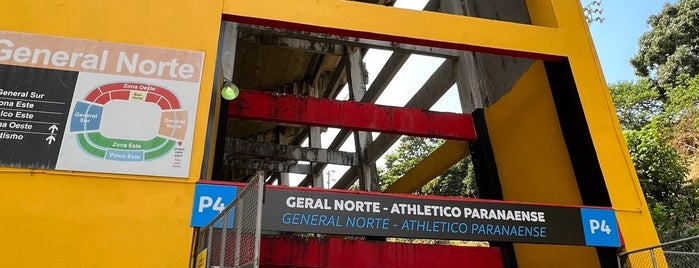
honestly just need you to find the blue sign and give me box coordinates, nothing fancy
[580,208,621,247]
[190,184,238,227]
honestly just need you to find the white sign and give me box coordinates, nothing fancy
[0,30,204,178]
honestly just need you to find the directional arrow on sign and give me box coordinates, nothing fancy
[48,125,58,134]
[46,135,56,144]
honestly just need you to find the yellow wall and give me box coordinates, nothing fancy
[0,0,661,267]
[0,172,195,267]
[485,61,600,267]
[0,0,223,267]
[547,0,661,251]
[220,0,660,266]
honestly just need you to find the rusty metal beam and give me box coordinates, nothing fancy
[297,51,410,187]
[226,138,359,166]
[238,24,459,59]
[228,89,475,141]
[227,158,312,174]
[332,59,456,189]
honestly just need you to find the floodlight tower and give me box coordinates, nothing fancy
[583,0,605,25]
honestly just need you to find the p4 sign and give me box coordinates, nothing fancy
[580,208,621,247]
[190,184,238,227]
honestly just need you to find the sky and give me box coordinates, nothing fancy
[389,0,678,83]
[587,0,677,83]
[292,0,677,187]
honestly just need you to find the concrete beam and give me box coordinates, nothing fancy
[379,0,534,193]
[237,32,345,55]
[238,24,459,59]
[332,59,456,189]
[326,52,410,148]
[309,82,324,187]
[226,138,359,166]
[296,52,411,187]
[227,158,312,174]
[291,0,439,155]
[294,0,442,187]
[222,22,239,80]
[366,59,457,160]
[443,0,534,112]
[320,50,368,100]
[346,47,379,192]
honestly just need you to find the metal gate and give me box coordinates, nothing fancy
[618,235,699,268]
[195,171,265,268]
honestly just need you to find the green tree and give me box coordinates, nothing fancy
[625,121,689,202]
[378,136,477,197]
[609,80,699,241]
[377,136,482,246]
[378,136,439,191]
[608,79,663,130]
[631,0,699,93]
[665,76,699,162]
[417,159,478,197]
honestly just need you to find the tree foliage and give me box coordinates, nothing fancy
[608,79,662,130]
[378,136,477,198]
[628,122,699,240]
[609,79,699,241]
[617,0,699,239]
[631,0,699,92]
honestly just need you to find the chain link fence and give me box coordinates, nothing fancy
[618,235,699,268]
[195,172,265,268]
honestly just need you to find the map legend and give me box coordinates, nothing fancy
[0,65,76,169]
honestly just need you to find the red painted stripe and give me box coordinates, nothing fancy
[253,236,504,268]
[228,90,477,141]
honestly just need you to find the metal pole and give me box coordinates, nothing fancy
[616,255,623,268]
[221,212,228,268]
[207,225,213,268]
[234,198,243,266]
[253,173,264,267]
[650,249,658,268]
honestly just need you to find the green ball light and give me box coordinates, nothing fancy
[221,82,239,100]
